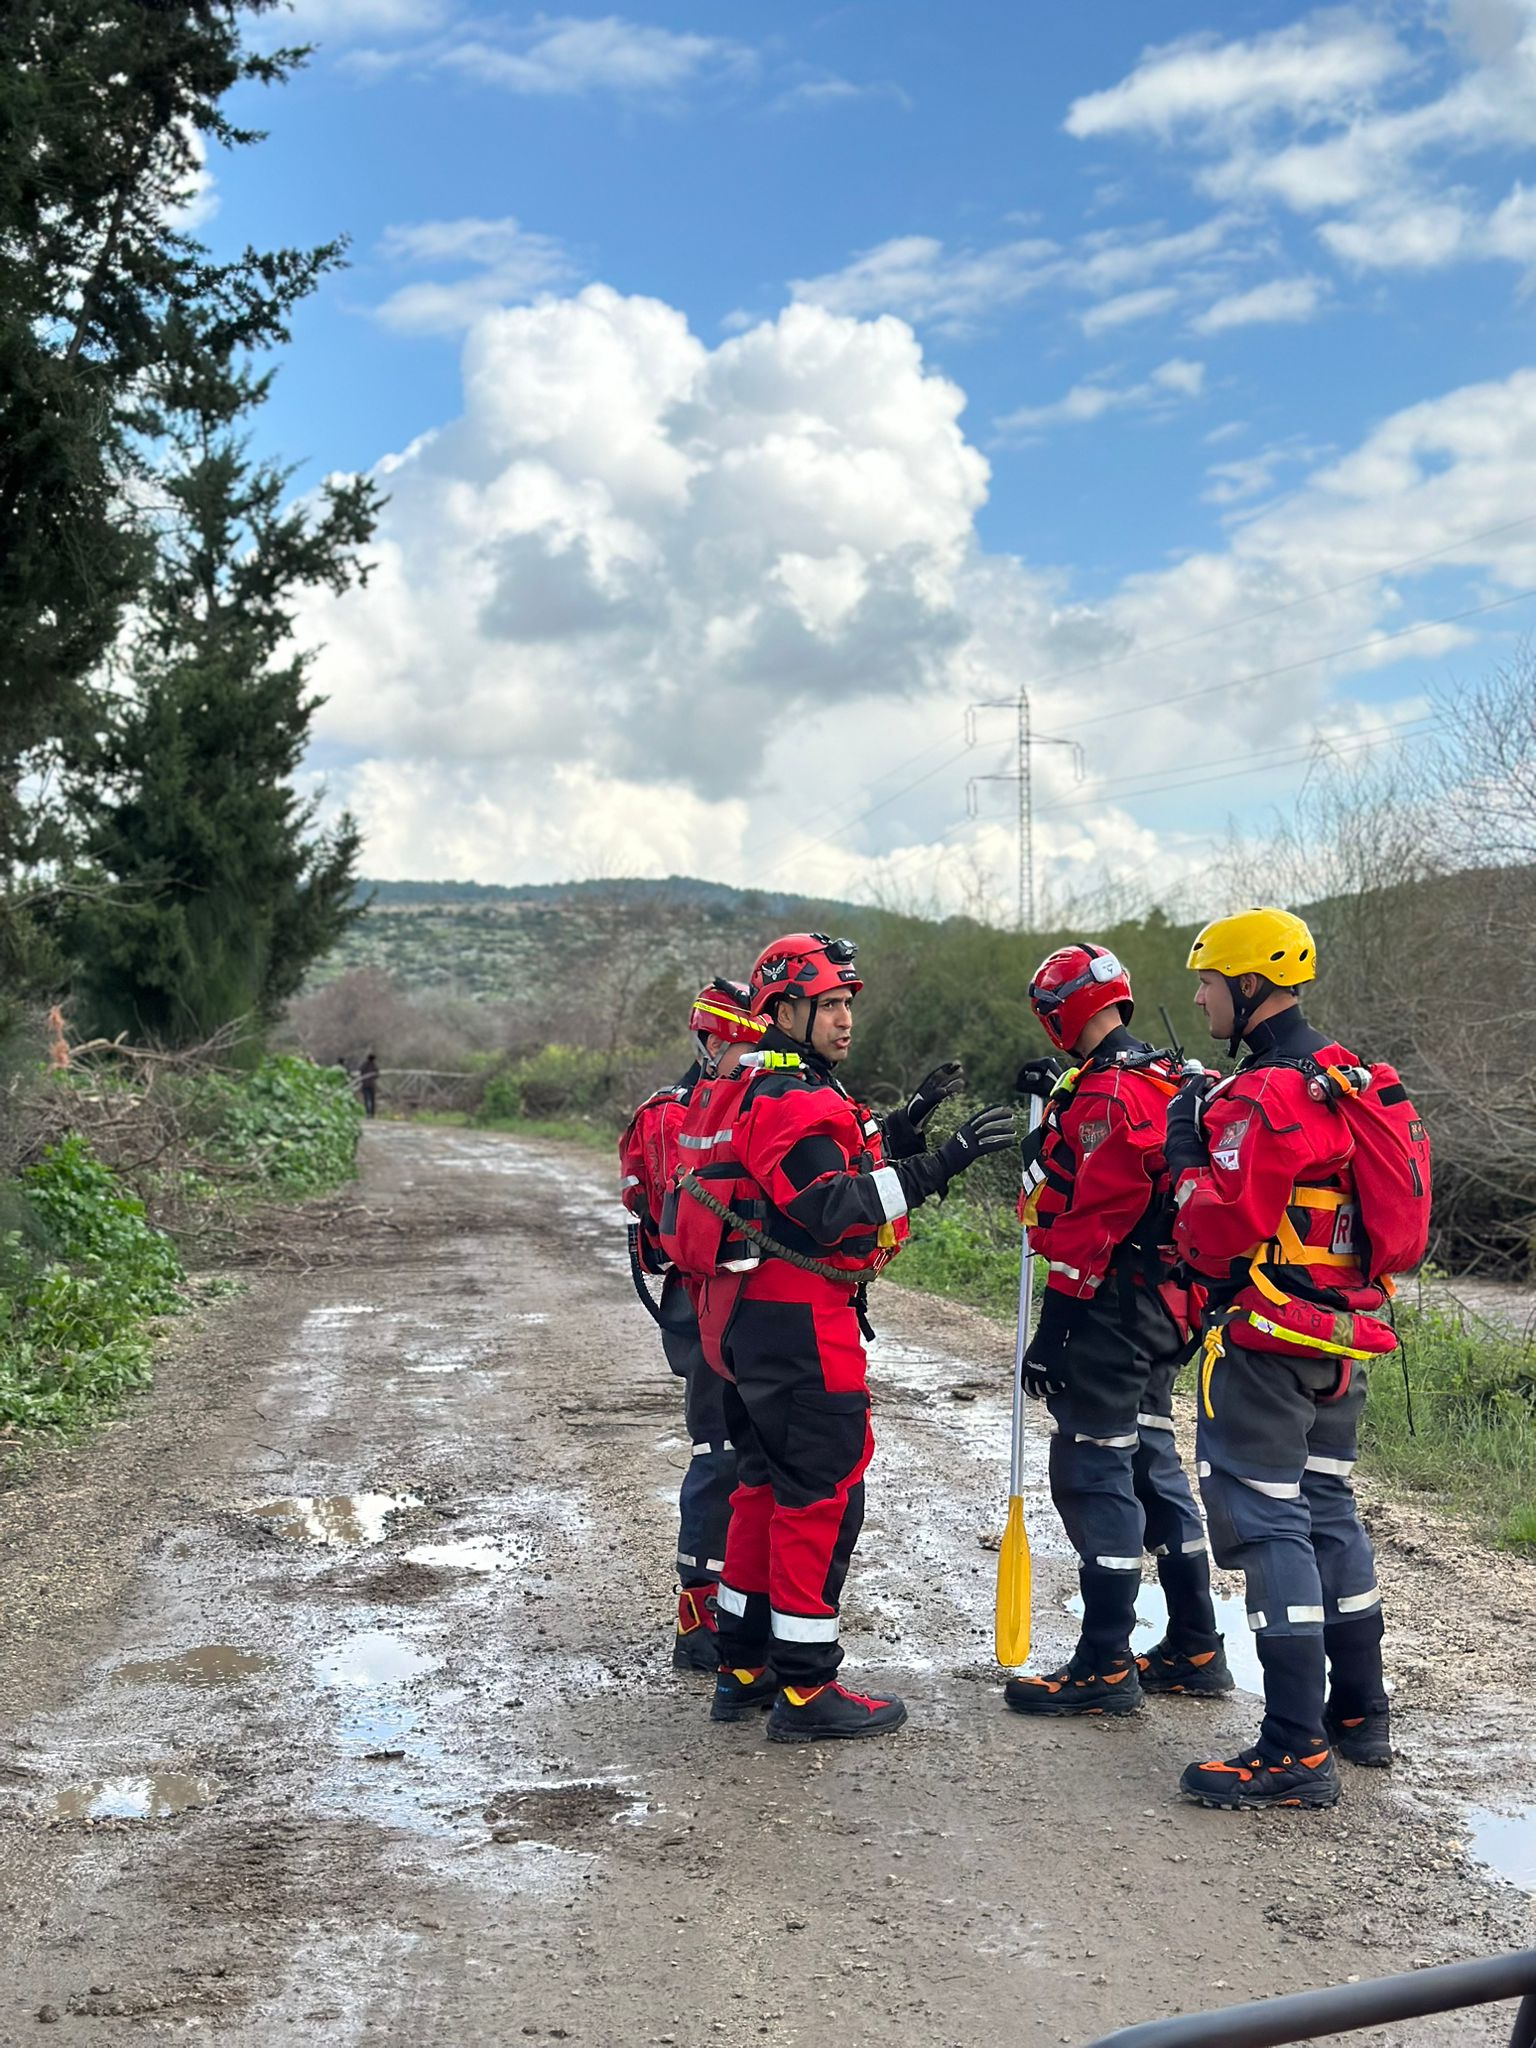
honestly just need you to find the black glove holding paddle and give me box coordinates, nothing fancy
[1022,1288,1088,1400]
[1015,1054,1067,1100]
[1163,1070,1214,1181]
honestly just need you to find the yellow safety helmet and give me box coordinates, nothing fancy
[1186,908,1317,987]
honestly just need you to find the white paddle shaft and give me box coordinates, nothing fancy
[1009,1094,1045,1497]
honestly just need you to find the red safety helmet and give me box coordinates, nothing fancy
[689,978,764,1049]
[749,932,863,1017]
[1028,943,1133,1053]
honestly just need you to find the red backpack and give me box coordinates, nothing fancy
[617,1085,685,1268]
[656,1067,765,1279]
[1300,1058,1432,1282]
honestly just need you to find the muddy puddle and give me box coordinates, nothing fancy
[313,1629,440,1689]
[1065,1583,1264,1692]
[1466,1802,1536,1892]
[53,1772,218,1823]
[250,1492,422,1546]
[402,1539,512,1572]
[113,1645,272,1688]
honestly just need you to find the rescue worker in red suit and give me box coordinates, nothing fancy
[618,981,764,1671]
[699,934,1016,1741]
[1169,908,1396,1810]
[1004,944,1232,1719]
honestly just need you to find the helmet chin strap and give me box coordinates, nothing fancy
[1224,974,1269,1058]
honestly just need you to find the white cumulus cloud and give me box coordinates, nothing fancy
[998,357,1205,434]
[296,288,1536,911]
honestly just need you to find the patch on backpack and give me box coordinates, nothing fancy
[1078,1118,1110,1154]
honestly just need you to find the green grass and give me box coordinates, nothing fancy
[1358,1293,1536,1552]
[888,1192,1034,1320]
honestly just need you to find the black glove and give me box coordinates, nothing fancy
[1163,1072,1213,1180]
[1021,1289,1088,1400]
[935,1103,1017,1180]
[1015,1054,1066,1100]
[904,1060,965,1129]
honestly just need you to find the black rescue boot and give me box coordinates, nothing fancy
[1324,1702,1393,1768]
[1180,1743,1341,1810]
[709,1664,777,1722]
[1136,1637,1235,1697]
[673,1584,722,1672]
[1004,1649,1143,1718]
[765,1680,907,1743]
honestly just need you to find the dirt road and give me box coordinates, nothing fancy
[1,1125,1532,2046]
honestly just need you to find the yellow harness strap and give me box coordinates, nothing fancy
[1246,1313,1374,1362]
[1200,1326,1225,1419]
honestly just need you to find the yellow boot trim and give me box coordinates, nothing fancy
[782,1685,826,1708]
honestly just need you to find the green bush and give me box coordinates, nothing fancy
[477,1044,612,1122]
[208,1053,362,1194]
[1,1137,187,1435]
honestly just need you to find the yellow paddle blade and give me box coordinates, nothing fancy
[994,1493,1032,1668]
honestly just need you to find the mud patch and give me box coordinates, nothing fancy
[341,1560,457,1604]
[484,1781,643,1843]
[249,1491,422,1546]
[52,1772,218,1822]
[113,1645,272,1688]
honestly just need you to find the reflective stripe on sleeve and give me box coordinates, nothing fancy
[1047,1260,1082,1280]
[620,1174,641,1189]
[677,1128,736,1150]
[770,1609,840,1643]
[870,1165,908,1223]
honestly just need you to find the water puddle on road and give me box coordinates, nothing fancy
[53,1773,218,1822]
[313,1630,440,1690]
[402,1539,512,1573]
[1466,1802,1536,1892]
[250,1492,422,1546]
[1066,1583,1264,1694]
[112,1645,272,1688]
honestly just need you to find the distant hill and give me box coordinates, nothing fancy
[315,876,874,999]
[355,875,865,917]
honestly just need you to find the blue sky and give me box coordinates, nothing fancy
[205,1,1536,909]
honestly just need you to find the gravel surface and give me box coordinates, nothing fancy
[0,1123,1531,2046]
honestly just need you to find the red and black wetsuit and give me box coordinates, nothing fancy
[705,1027,948,1688]
[618,1065,737,1620]
[1172,1006,1390,1754]
[1022,1026,1215,1658]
